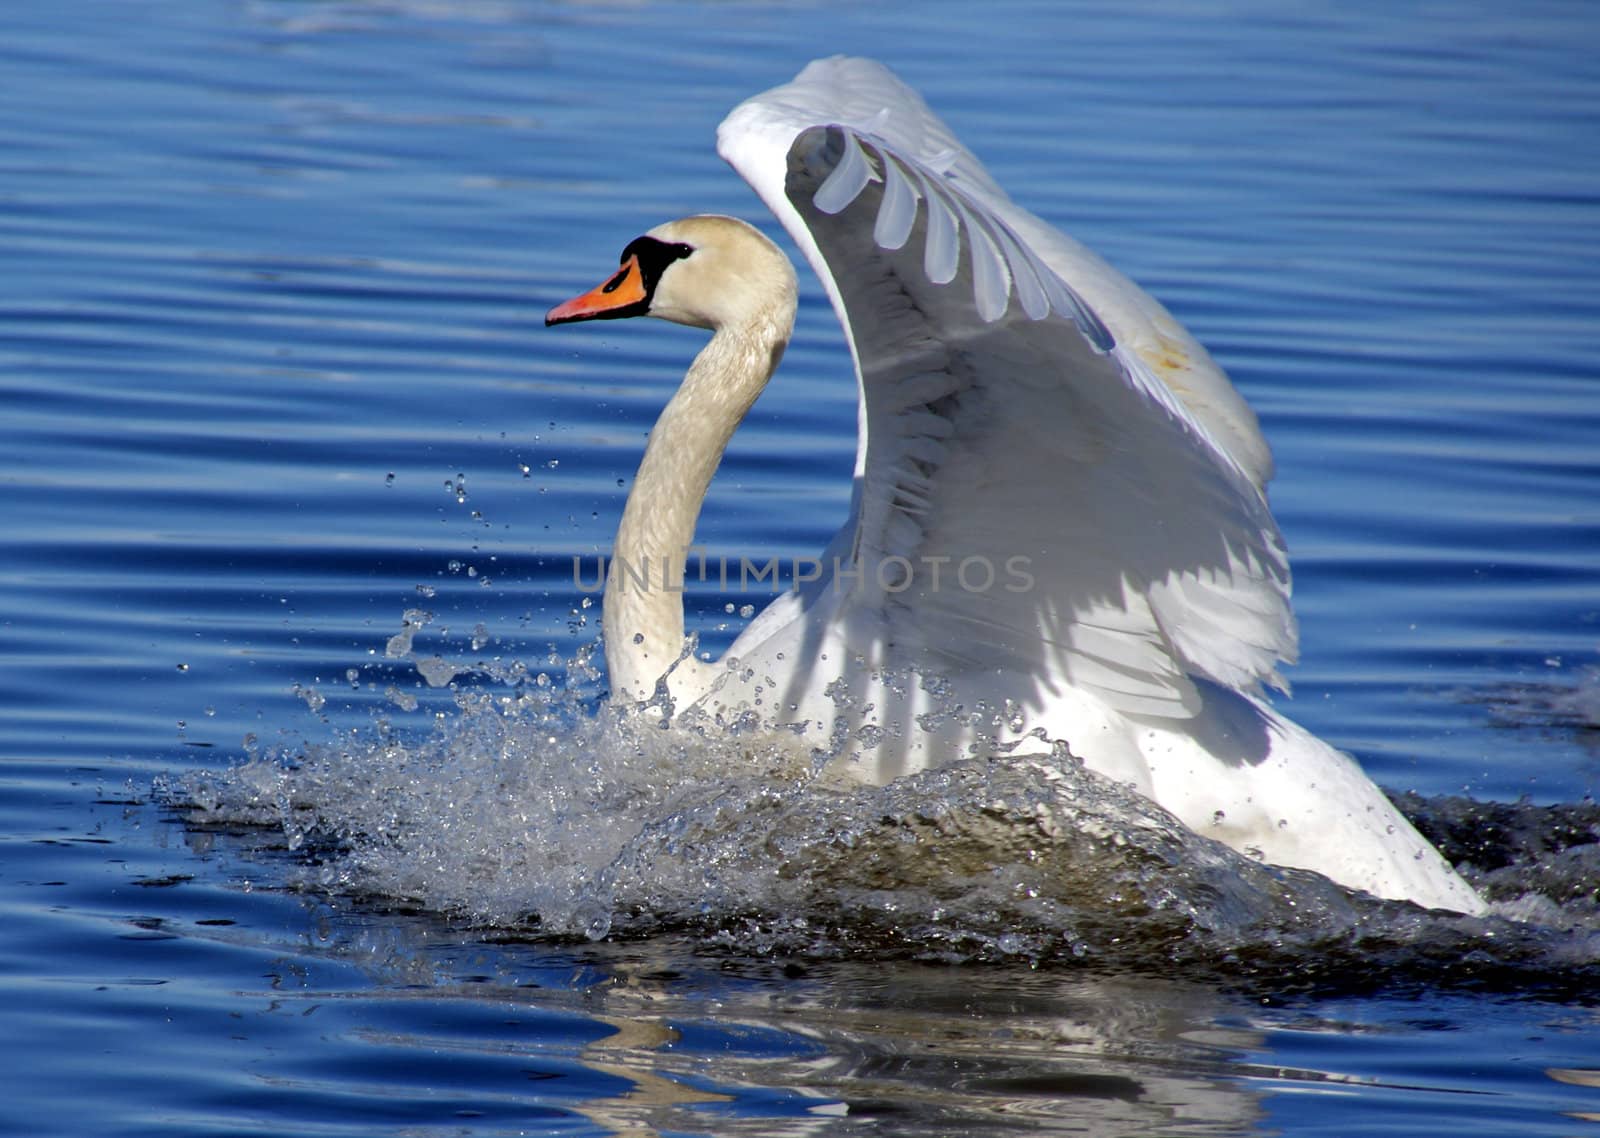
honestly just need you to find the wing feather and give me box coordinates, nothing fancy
[716,57,1296,720]
[874,154,919,250]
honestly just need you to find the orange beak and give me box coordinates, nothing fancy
[545,255,649,325]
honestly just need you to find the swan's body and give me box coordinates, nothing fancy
[547,58,1484,915]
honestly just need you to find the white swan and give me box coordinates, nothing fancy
[546,57,1484,915]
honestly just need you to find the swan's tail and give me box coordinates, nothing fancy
[1138,690,1485,915]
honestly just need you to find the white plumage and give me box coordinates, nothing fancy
[547,57,1484,915]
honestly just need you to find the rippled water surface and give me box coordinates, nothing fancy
[4,2,1599,1135]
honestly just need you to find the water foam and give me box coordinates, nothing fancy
[171,621,1600,979]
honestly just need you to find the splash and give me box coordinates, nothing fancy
[172,625,1600,981]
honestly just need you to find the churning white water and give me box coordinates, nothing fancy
[172,612,1600,981]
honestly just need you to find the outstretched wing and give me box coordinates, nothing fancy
[717,57,1296,719]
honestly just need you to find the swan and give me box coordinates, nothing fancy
[545,57,1484,915]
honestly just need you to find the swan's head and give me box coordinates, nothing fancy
[545,215,796,334]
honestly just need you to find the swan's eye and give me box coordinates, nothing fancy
[617,236,695,299]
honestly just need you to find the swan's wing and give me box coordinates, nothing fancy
[719,57,1274,489]
[717,58,1295,719]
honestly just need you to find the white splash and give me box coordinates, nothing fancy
[170,620,1600,970]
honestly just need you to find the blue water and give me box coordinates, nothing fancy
[4,1,1599,1134]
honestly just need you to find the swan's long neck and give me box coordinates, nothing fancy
[604,320,789,702]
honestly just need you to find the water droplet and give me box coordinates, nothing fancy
[578,906,611,941]
[384,684,419,712]
[415,656,458,688]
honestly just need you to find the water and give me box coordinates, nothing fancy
[4,1,1599,1134]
